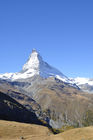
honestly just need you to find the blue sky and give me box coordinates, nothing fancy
[0,0,93,78]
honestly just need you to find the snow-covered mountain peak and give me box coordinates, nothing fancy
[0,49,93,92]
[0,49,70,83]
[22,49,42,71]
[22,49,68,80]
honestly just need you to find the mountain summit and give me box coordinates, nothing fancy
[22,49,42,71]
[0,49,69,82]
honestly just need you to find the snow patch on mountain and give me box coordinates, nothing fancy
[71,77,93,86]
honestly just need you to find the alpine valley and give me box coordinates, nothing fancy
[0,49,93,130]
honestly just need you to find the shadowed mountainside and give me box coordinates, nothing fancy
[0,91,42,125]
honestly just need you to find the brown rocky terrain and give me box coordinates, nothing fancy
[10,76,93,128]
[1,77,93,129]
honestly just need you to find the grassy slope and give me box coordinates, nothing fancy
[0,120,51,140]
[59,126,93,140]
[0,120,93,140]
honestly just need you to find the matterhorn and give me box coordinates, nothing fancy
[0,49,69,82]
